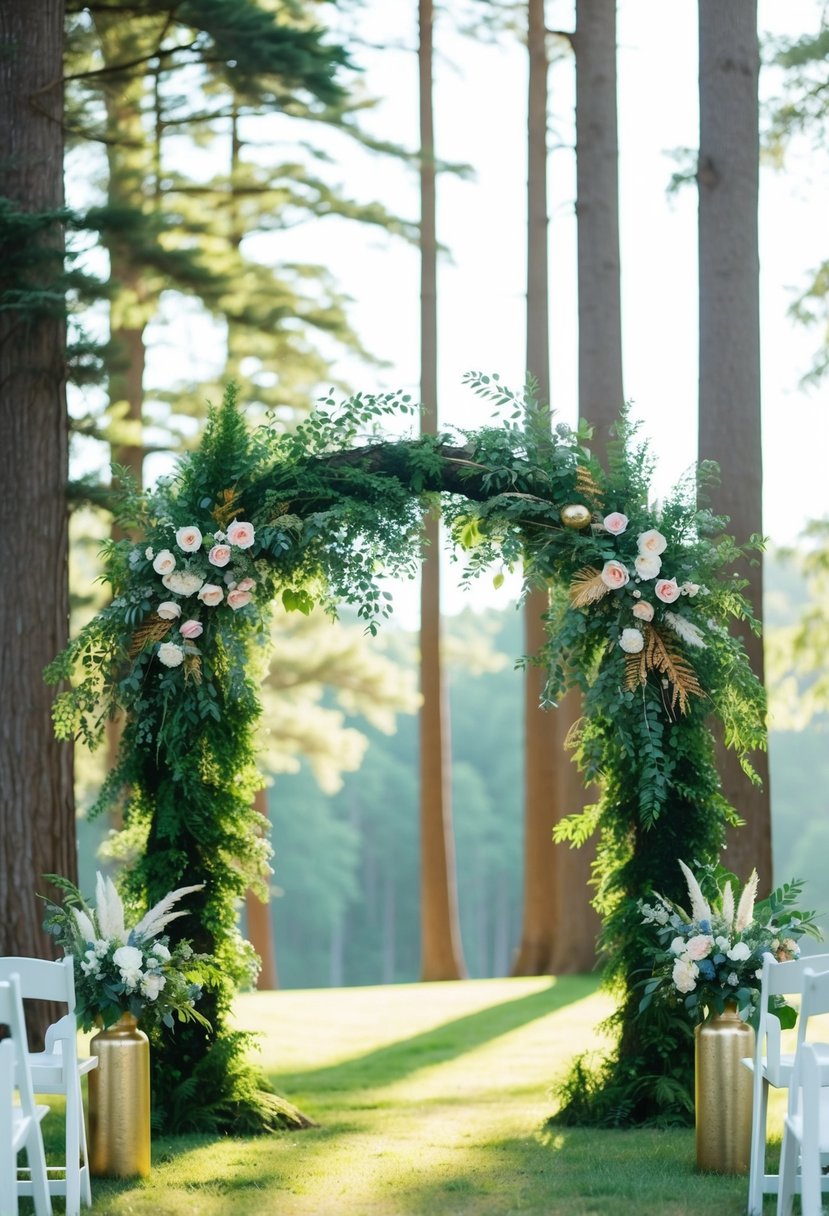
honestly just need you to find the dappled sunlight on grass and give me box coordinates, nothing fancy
[74,976,771,1214]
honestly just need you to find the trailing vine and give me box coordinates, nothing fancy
[47,378,766,1130]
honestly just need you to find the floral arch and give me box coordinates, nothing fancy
[48,377,766,1131]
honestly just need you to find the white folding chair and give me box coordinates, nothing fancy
[777,969,829,1216]
[0,975,52,1216]
[0,957,97,1216]
[744,952,829,1215]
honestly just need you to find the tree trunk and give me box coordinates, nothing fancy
[513,0,559,977]
[244,788,278,989]
[548,0,625,974]
[0,1,75,985]
[418,0,466,981]
[698,0,771,889]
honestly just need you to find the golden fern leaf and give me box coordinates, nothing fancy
[183,654,202,686]
[645,625,704,714]
[575,465,604,507]
[624,650,647,692]
[128,618,172,660]
[211,488,242,528]
[569,567,610,608]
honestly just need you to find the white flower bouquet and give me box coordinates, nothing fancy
[42,872,212,1032]
[638,859,821,1029]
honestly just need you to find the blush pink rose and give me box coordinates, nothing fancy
[156,601,181,620]
[686,935,714,961]
[236,577,256,592]
[655,578,681,604]
[632,600,654,622]
[179,619,203,639]
[600,560,630,590]
[603,512,629,535]
[175,526,203,553]
[208,544,232,568]
[227,519,255,549]
[227,589,253,611]
[198,583,224,607]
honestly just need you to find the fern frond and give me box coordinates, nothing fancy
[574,464,604,507]
[645,625,704,714]
[211,488,243,528]
[184,654,202,686]
[569,567,610,608]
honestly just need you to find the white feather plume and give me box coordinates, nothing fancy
[72,907,97,944]
[132,884,204,942]
[735,869,759,932]
[664,611,706,648]
[95,872,127,943]
[678,859,712,924]
[721,881,735,931]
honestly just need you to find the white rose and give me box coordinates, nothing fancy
[156,601,182,621]
[619,628,645,654]
[638,529,667,556]
[152,549,176,576]
[157,642,185,668]
[635,553,662,580]
[727,941,752,963]
[198,583,224,607]
[145,546,154,560]
[672,958,699,994]
[681,582,701,597]
[162,570,204,597]
[152,942,171,961]
[603,512,629,535]
[175,526,203,553]
[113,944,144,989]
[669,936,687,956]
[140,972,167,1001]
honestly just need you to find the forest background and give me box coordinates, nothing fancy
[5,0,828,992]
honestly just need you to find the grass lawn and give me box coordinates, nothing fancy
[36,975,790,1214]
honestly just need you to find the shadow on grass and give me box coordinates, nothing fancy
[268,975,595,1096]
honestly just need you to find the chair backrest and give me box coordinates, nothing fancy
[796,967,829,1051]
[0,976,40,1116]
[753,952,829,1083]
[0,956,75,1007]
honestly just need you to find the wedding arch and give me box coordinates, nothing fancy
[47,377,765,1131]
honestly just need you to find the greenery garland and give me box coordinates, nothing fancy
[47,378,766,1130]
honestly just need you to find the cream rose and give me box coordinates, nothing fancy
[600,560,630,590]
[726,941,752,963]
[603,512,629,535]
[157,642,185,668]
[140,972,167,1000]
[152,549,176,576]
[672,958,699,994]
[175,525,203,553]
[619,628,645,654]
[638,529,667,556]
[113,944,144,988]
[236,577,256,592]
[681,581,701,597]
[162,570,204,597]
[227,589,253,611]
[227,519,255,549]
[634,553,662,580]
[179,619,203,639]
[156,601,181,621]
[632,600,654,622]
[208,544,232,567]
[198,583,224,607]
[655,578,681,604]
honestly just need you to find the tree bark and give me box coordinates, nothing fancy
[418,0,466,982]
[0,1,75,979]
[698,0,771,889]
[244,788,278,989]
[513,0,560,977]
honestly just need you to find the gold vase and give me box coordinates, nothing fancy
[694,1003,754,1174]
[88,1012,151,1178]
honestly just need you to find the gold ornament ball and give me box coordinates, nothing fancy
[559,504,592,530]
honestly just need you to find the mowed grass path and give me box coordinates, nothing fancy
[69,976,777,1215]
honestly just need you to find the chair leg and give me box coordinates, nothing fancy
[65,1083,81,1216]
[748,1077,770,1215]
[776,1121,799,1216]
[79,1098,92,1207]
[801,1137,821,1216]
[24,1124,52,1216]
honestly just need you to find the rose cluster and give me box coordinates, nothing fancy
[142,519,258,670]
[595,512,703,656]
